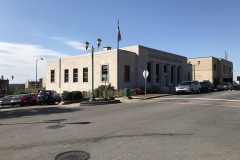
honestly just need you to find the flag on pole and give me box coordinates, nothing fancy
[118,22,122,42]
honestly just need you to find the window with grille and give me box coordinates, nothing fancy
[83,68,88,82]
[64,69,69,83]
[102,65,109,82]
[50,70,55,83]
[73,68,78,82]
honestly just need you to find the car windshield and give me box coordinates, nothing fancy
[220,82,230,85]
[179,82,192,86]
[12,94,25,98]
[39,91,50,95]
[200,82,207,85]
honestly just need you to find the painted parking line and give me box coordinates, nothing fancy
[155,97,240,102]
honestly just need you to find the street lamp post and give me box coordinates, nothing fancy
[85,38,102,102]
[36,58,43,88]
[189,61,200,81]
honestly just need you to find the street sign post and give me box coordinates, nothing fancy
[143,70,149,95]
[102,74,109,98]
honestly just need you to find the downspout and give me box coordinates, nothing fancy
[59,58,61,88]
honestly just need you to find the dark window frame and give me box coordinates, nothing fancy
[156,64,159,83]
[101,65,109,82]
[73,68,78,83]
[214,64,217,71]
[83,67,88,82]
[64,69,69,83]
[147,63,151,83]
[124,65,130,82]
[50,70,55,83]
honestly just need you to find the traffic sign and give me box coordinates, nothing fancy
[143,70,149,79]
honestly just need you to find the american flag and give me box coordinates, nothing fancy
[118,25,122,42]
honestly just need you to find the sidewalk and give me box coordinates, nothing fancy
[58,94,172,107]
[116,94,171,103]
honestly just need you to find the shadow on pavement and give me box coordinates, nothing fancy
[0,107,81,120]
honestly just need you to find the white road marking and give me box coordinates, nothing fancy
[156,97,240,102]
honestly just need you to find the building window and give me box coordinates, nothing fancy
[223,65,226,73]
[124,65,130,82]
[164,65,167,86]
[50,70,55,83]
[73,68,78,82]
[213,64,216,71]
[147,63,151,83]
[83,67,88,82]
[177,67,180,83]
[229,67,232,72]
[102,65,109,82]
[64,69,69,83]
[156,64,159,83]
[164,65,167,73]
[171,66,174,83]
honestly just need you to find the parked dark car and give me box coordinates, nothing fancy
[217,82,233,91]
[0,95,13,106]
[11,94,26,106]
[37,90,61,105]
[200,81,214,92]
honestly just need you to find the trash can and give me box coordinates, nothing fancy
[124,88,130,97]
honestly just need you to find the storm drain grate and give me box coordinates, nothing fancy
[47,125,65,129]
[55,151,90,160]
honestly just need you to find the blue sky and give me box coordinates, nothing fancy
[0,0,240,83]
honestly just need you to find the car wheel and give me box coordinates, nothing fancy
[190,89,193,94]
[198,89,201,93]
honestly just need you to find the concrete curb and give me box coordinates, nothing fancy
[80,99,121,106]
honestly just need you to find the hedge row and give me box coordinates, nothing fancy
[61,91,83,101]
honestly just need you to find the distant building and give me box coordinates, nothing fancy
[9,84,25,90]
[46,45,192,93]
[188,57,233,86]
[0,79,9,97]
[25,78,45,89]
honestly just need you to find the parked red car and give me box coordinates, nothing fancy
[11,94,37,106]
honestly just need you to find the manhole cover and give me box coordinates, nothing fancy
[47,125,65,129]
[55,151,90,160]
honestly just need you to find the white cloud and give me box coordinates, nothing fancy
[64,41,85,51]
[0,42,68,83]
[49,36,86,51]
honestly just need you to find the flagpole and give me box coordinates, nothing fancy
[117,20,119,50]
[117,20,119,90]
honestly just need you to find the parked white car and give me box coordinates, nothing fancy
[175,81,201,94]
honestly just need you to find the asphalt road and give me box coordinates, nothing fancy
[1,90,240,160]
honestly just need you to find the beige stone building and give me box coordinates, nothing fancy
[46,45,192,93]
[188,57,233,86]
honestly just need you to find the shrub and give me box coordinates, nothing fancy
[115,89,124,97]
[72,91,83,100]
[94,83,116,99]
[61,91,73,101]
[131,88,144,95]
[13,89,26,95]
[149,85,159,94]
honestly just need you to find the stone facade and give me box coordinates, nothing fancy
[46,45,191,93]
[188,57,233,86]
